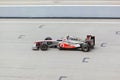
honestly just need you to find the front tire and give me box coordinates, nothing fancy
[40,44,48,51]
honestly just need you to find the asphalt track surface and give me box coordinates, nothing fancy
[0,0,119,5]
[0,19,120,80]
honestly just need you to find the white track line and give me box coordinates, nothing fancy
[0,4,120,7]
[0,21,120,24]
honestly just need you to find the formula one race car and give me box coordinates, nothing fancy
[32,37,62,51]
[32,35,95,52]
[57,35,95,52]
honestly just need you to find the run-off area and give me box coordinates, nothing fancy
[0,19,120,80]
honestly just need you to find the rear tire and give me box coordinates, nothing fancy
[40,44,48,51]
[82,44,90,52]
[91,46,94,49]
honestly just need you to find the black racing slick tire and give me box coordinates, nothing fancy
[82,44,90,52]
[40,44,48,51]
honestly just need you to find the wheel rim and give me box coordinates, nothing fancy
[83,46,89,52]
[41,45,48,50]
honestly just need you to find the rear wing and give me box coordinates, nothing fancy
[86,35,95,46]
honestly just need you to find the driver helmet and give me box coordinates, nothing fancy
[66,35,77,40]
